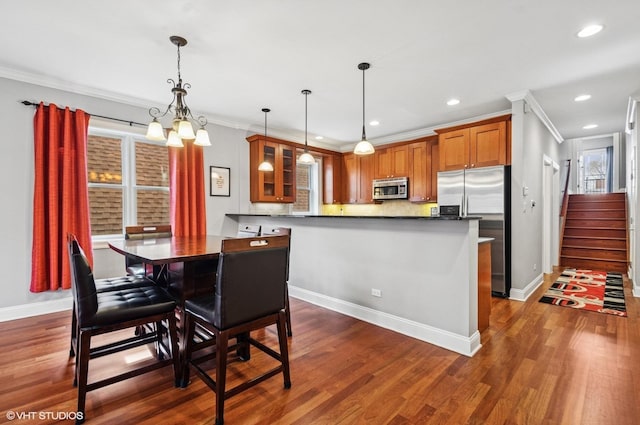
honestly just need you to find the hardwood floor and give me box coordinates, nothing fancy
[1,271,639,424]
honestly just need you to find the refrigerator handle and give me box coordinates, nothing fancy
[461,194,466,216]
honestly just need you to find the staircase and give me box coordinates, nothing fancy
[560,193,628,273]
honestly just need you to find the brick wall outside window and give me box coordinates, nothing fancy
[87,133,169,236]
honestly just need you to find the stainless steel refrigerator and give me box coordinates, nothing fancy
[437,166,511,297]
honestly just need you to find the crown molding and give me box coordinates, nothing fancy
[506,90,564,143]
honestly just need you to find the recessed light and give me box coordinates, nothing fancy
[583,124,598,130]
[369,120,380,126]
[574,94,591,102]
[577,24,603,38]
[315,136,323,140]
[447,98,460,106]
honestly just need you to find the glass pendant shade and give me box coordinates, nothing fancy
[177,120,196,139]
[258,161,274,171]
[194,127,211,146]
[166,130,184,147]
[298,151,315,164]
[146,119,166,141]
[354,139,375,155]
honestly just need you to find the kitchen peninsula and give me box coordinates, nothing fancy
[223,213,483,356]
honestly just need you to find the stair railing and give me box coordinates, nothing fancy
[558,159,571,263]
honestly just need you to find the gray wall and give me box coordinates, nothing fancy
[509,100,567,297]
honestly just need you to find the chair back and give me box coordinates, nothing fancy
[213,235,289,329]
[67,234,99,326]
[260,227,291,281]
[236,224,261,238]
[125,224,172,240]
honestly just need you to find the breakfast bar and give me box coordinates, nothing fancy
[223,213,483,356]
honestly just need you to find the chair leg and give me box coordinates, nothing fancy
[70,301,79,357]
[284,284,292,337]
[276,311,292,389]
[180,312,196,388]
[166,313,181,388]
[215,330,229,425]
[76,330,91,424]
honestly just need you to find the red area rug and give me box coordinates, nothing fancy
[539,269,627,317]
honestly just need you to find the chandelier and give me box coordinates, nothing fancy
[145,36,211,147]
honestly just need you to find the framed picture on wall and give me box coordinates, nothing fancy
[210,166,230,197]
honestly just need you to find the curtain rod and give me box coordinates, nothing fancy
[21,100,147,128]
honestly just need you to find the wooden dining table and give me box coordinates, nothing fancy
[109,234,225,306]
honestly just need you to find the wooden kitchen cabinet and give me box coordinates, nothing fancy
[248,135,296,203]
[323,153,343,204]
[342,152,375,204]
[437,117,509,171]
[408,138,438,203]
[374,145,409,179]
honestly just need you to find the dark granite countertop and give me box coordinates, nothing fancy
[226,213,482,221]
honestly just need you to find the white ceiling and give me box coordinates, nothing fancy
[2,1,639,150]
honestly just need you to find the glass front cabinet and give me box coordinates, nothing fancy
[248,135,296,203]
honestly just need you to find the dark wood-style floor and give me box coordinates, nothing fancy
[1,270,639,424]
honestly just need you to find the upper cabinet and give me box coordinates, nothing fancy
[342,152,375,204]
[436,115,511,171]
[408,137,438,203]
[323,154,343,204]
[374,145,409,179]
[248,135,296,203]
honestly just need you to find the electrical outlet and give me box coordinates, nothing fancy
[371,288,382,297]
[533,263,537,271]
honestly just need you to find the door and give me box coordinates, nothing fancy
[436,169,465,212]
[465,166,504,215]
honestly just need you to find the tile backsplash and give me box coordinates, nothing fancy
[250,200,438,217]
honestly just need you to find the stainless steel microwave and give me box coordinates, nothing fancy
[372,177,408,200]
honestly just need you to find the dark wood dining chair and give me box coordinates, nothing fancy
[124,224,172,276]
[180,234,292,425]
[260,226,293,336]
[67,234,180,424]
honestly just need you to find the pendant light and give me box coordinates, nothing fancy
[353,62,375,155]
[298,89,315,164]
[258,108,274,172]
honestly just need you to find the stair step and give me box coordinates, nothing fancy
[568,193,626,201]
[563,228,626,238]
[561,247,627,260]
[564,219,626,228]
[561,237,626,249]
[560,256,628,274]
[566,210,626,219]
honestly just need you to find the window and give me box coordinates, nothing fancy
[293,160,319,214]
[87,128,169,238]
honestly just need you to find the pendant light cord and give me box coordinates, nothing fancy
[301,89,312,151]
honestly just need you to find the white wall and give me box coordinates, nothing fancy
[0,77,244,314]
[626,97,639,296]
[509,99,567,300]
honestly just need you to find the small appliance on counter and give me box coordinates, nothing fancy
[372,177,408,200]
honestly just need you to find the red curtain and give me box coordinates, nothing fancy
[31,103,92,292]
[169,142,207,236]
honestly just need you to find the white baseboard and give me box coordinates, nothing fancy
[0,297,72,323]
[509,273,544,302]
[288,285,481,357]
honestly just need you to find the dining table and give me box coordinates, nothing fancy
[108,234,224,304]
[108,235,230,358]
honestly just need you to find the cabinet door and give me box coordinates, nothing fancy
[257,141,279,202]
[279,144,296,202]
[374,148,392,179]
[439,128,470,171]
[358,154,375,203]
[323,154,343,204]
[390,145,409,177]
[469,121,506,168]
[342,153,358,204]
[408,141,429,202]
[430,141,439,201]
